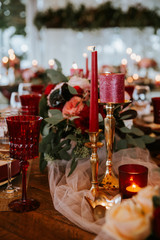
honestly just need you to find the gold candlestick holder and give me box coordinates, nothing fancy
[101,101,130,190]
[85,130,121,220]
[85,130,103,195]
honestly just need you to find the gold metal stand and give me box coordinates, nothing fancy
[85,130,121,220]
[85,130,103,195]
[101,101,130,190]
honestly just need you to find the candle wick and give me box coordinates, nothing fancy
[92,46,96,52]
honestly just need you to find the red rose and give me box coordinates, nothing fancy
[74,104,89,133]
[44,84,56,96]
[74,86,83,96]
[153,207,160,239]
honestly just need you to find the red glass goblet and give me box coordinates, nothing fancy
[6,115,42,212]
[20,93,42,115]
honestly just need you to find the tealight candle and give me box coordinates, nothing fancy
[99,73,125,103]
[70,62,83,77]
[126,183,141,193]
[119,164,148,199]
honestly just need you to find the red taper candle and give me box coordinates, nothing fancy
[89,47,99,132]
[85,56,89,78]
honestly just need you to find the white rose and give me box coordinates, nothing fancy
[133,185,160,218]
[68,76,90,91]
[103,199,151,240]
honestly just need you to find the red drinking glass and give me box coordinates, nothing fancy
[119,164,148,199]
[20,93,42,116]
[6,115,42,212]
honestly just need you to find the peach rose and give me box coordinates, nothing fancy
[62,96,84,118]
[103,199,151,240]
[133,185,160,218]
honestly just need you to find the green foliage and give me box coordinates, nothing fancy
[34,2,160,31]
[0,0,26,35]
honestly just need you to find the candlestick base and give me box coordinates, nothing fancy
[85,129,121,219]
[99,100,131,190]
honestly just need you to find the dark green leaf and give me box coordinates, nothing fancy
[116,139,127,150]
[68,85,78,95]
[142,135,156,144]
[131,127,144,136]
[120,109,137,120]
[39,153,47,172]
[68,158,78,177]
[54,59,62,72]
[46,69,68,83]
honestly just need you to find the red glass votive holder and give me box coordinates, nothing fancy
[152,97,160,124]
[20,93,42,116]
[119,164,148,199]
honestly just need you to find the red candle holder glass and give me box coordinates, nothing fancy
[6,115,42,212]
[152,97,160,124]
[119,164,148,199]
[20,93,42,116]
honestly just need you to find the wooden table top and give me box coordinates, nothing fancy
[0,159,95,240]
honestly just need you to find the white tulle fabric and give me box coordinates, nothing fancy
[47,147,160,239]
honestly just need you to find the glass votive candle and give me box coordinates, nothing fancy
[119,164,148,199]
[152,97,160,124]
[20,93,42,116]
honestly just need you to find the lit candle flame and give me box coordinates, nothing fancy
[48,59,55,67]
[87,46,95,52]
[9,54,16,61]
[83,53,87,58]
[126,183,141,193]
[121,58,127,65]
[72,62,78,69]
[8,48,14,55]
[2,56,9,64]
[32,59,38,67]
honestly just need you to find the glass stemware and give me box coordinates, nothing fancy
[6,115,42,212]
[0,111,20,198]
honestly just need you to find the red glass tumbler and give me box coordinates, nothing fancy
[20,93,42,116]
[119,164,148,199]
[6,115,42,212]
[152,97,160,124]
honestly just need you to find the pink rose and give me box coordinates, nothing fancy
[62,96,84,118]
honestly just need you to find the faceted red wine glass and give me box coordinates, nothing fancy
[6,115,42,212]
[20,93,42,116]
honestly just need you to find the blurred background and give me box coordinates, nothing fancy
[0,0,160,105]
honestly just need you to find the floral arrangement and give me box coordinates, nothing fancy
[39,62,155,175]
[34,2,160,31]
[102,185,160,240]
[22,66,45,83]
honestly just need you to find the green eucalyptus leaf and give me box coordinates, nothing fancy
[126,134,137,146]
[54,59,62,72]
[116,139,127,150]
[98,113,104,122]
[142,135,156,144]
[68,85,78,95]
[66,134,77,141]
[134,138,146,148]
[42,123,51,136]
[131,127,144,136]
[68,158,78,177]
[120,109,137,120]
[39,153,47,172]
[120,127,131,133]
[46,69,68,83]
